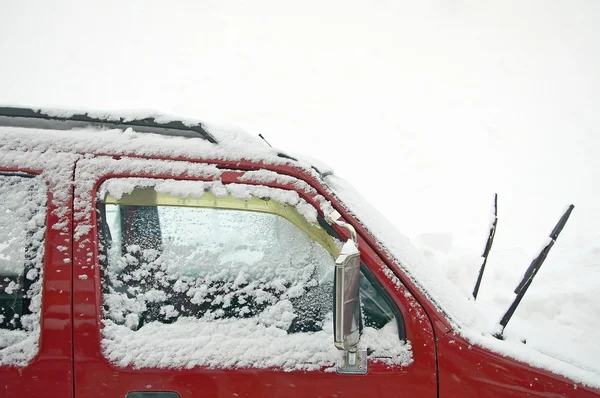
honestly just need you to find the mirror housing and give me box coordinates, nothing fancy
[334,240,362,351]
[332,219,367,374]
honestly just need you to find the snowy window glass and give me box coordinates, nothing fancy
[100,203,335,332]
[0,174,46,363]
[96,182,411,370]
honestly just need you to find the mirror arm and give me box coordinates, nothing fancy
[325,210,358,247]
[334,220,357,244]
[326,210,358,244]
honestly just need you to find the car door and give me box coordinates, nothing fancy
[73,155,437,398]
[0,150,76,398]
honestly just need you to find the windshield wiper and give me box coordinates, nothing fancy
[494,204,575,340]
[473,193,498,300]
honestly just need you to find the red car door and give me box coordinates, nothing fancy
[0,151,76,398]
[72,155,437,398]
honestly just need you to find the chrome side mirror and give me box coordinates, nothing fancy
[332,219,367,374]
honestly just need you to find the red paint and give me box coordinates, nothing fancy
[1,150,599,398]
[437,333,599,397]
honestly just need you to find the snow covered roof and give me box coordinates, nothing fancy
[0,106,218,142]
[0,106,331,178]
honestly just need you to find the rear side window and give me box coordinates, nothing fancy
[0,174,46,365]
[97,179,411,371]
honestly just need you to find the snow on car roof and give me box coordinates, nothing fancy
[0,106,319,173]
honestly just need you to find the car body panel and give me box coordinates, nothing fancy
[437,332,599,397]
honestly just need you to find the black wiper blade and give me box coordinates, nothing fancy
[473,193,498,300]
[495,204,574,339]
[514,205,574,295]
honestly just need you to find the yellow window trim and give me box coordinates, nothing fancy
[103,188,340,257]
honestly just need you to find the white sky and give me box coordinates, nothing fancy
[1,0,599,255]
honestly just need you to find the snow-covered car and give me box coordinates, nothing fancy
[0,107,598,397]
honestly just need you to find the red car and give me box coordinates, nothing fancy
[0,107,598,397]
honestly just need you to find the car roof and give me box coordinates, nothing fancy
[0,106,218,142]
[0,106,332,178]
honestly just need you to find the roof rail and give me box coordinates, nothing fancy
[0,107,217,144]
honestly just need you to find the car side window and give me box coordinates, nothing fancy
[96,179,411,370]
[361,270,396,328]
[0,174,46,362]
[101,204,335,332]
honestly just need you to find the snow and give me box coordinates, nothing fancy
[1,0,600,390]
[0,125,282,166]
[101,316,411,371]
[99,176,319,223]
[239,170,317,194]
[340,240,359,256]
[74,157,222,239]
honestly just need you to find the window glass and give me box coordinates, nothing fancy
[97,180,412,370]
[360,271,396,330]
[102,204,334,331]
[0,174,46,361]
